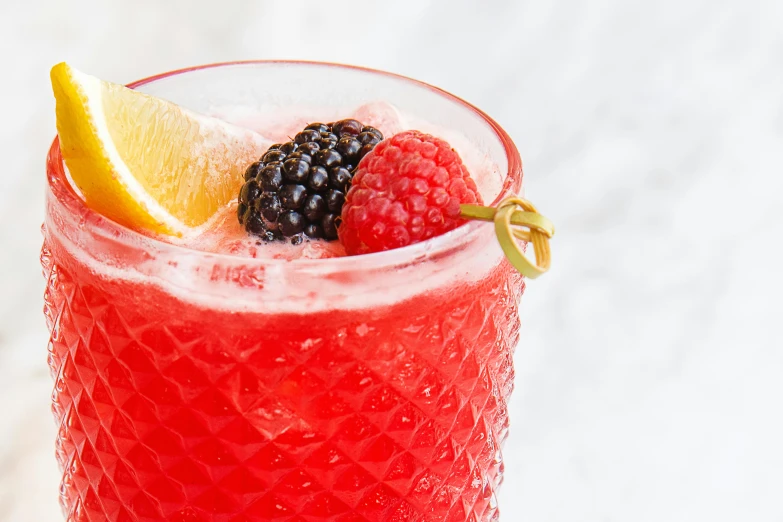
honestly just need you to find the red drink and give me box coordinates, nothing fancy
[43,62,524,521]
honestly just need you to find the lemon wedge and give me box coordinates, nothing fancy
[51,62,268,235]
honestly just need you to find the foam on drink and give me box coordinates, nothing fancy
[48,101,507,313]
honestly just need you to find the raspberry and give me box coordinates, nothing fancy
[339,130,482,255]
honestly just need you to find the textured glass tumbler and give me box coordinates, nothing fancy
[42,61,524,522]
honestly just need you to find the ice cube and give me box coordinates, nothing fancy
[351,101,405,138]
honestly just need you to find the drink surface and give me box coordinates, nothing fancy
[172,101,501,261]
[43,98,523,521]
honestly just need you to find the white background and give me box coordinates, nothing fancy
[1,0,782,520]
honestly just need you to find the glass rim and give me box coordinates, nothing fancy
[46,60,523,272]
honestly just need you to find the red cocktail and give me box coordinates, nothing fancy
[43,62,525,521]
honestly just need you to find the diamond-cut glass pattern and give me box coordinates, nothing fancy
[43,239,523,521]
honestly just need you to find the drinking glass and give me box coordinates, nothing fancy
[42,61,524,522]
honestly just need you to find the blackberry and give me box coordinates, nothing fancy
[305,122,330,133]
[307,166,329,191]
[325,189,346,213]
[303,194,327,222]
[279,184,308,210]
[328,167,351,192]
[278,210,305,236]
[304,223,324,239]
[298,142,321,156]
[258,193,281,222]
[333,119,363,136]
[317,132,339,150]
[237,119,383,241]
[316,149,343,169]
[258,164,283,191]
[322,213,339,240]
[282,159,310,184]
[336,137,362,163]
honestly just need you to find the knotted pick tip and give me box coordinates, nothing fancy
[460,197,554,279]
